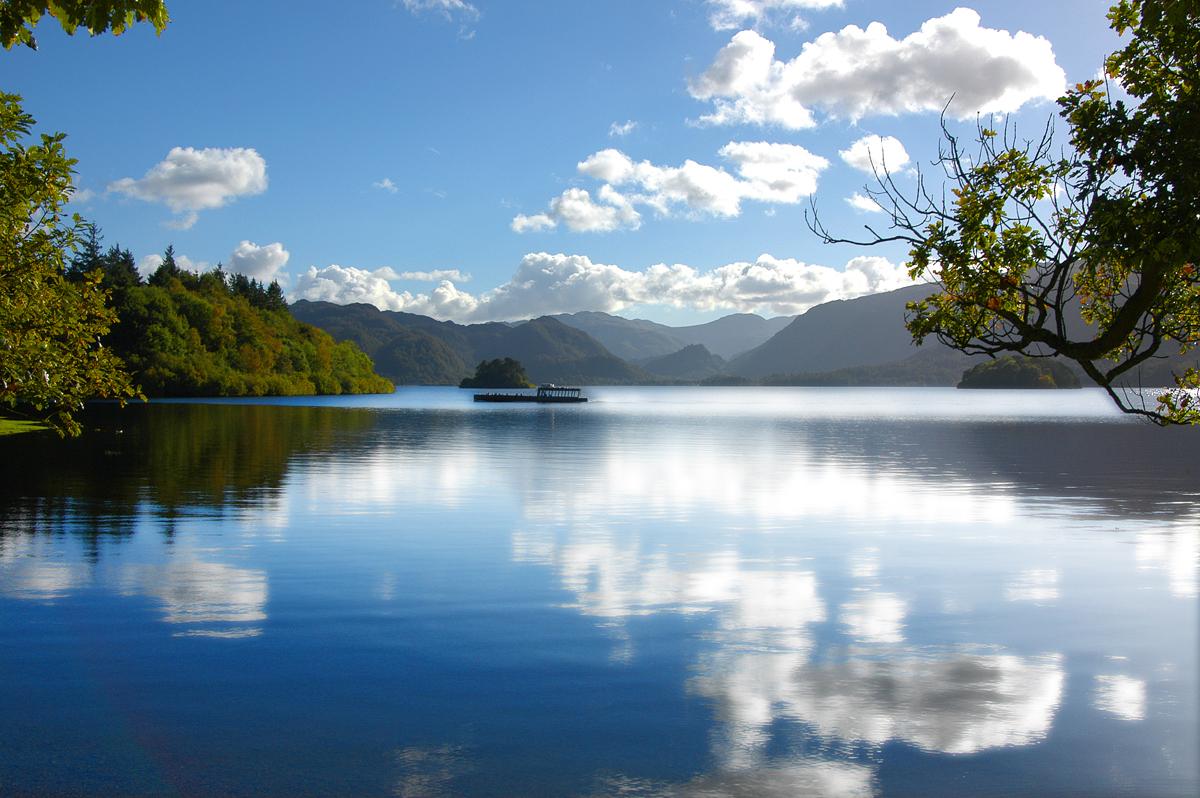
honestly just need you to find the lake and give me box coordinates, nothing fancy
[1,387,1196,797]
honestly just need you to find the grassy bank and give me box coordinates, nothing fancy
[0,417,49,436]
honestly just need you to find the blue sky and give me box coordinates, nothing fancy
[7,0,1118,324]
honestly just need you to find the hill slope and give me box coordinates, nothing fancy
[550,312,688,361]
[672,313,795,359]
[727,285,938,378]
[642,344,726,380]
[107,277,393,397]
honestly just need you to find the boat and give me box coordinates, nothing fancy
[473,384,588,403]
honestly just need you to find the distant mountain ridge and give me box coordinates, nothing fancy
[641,344,726,381]
[290,301,649,385]
[552,310,793,360]
[291,287,1192,389]
[727,284,939,378]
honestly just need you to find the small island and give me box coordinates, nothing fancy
[459,358,535,389]
[958,355,1082,389]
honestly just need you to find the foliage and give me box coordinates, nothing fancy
[0,403,379,548]
[958,355,1082,389]
[0,0,168,50]
[68,239,395,397]
[0,93,139,435]
[460,358,535,388]
[809,0,1199,424]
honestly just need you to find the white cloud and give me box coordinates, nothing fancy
[228,240,290,283]
[845,192,882,213]
[162,212,200,231]
[137,242,287,282]
[380,268,471,283]
[373,177,398,193]
[293,251,914,321]
[136,254,163,278]
[608,120,638,137]
[690,9,1066,129]
[721,141,828,202]
[401,0,477,21]
[511,212,558,233]
[293,264,481,318]
[707,0,843,32]
[839,135,910,175]
[516,143,828,232]
[108,147,268,228]
[519,186,642,233]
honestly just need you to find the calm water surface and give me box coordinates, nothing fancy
[1,387,1196,797]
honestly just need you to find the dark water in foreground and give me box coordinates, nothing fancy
[1,387,1196,797]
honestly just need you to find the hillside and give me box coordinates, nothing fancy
[290,301,649,385]
[759,346,979,387]
[86,251,394,397]
[727,284,939,378]
[641,344,726,380]
[287,301,470,385]
[551,311,688,360]
[289,286,1194,391]
[672,313,795,359]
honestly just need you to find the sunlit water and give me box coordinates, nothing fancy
[1,387,1196,797]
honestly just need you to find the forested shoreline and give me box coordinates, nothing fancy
[71,228,393,398]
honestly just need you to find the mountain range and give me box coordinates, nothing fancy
[550,311,793,360]
[290,284,1195,388]
[289,301,650,385]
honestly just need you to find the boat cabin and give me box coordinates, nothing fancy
[536,384,582,400]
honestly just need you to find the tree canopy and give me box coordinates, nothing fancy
[0,0,168,50]
[810,0,1199,424]
[460,358,535,389]
[958,356,1081,390]
[0,92,139,435]
[68,237,395,398]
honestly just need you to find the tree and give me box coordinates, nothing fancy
[809,0,1198,425]
[460,358,535,389]
[958,356,1082,390]
[97,242,141,291]
[0,93,139,435]
[0,0,168,50]
[67,220,102,278]
[148,243,181,286]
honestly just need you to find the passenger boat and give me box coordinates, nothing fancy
[473,384,587,403]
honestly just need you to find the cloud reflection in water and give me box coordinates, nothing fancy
[694,648,1064,758]
[1094,674,1147,722]
[117,557,268,638]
